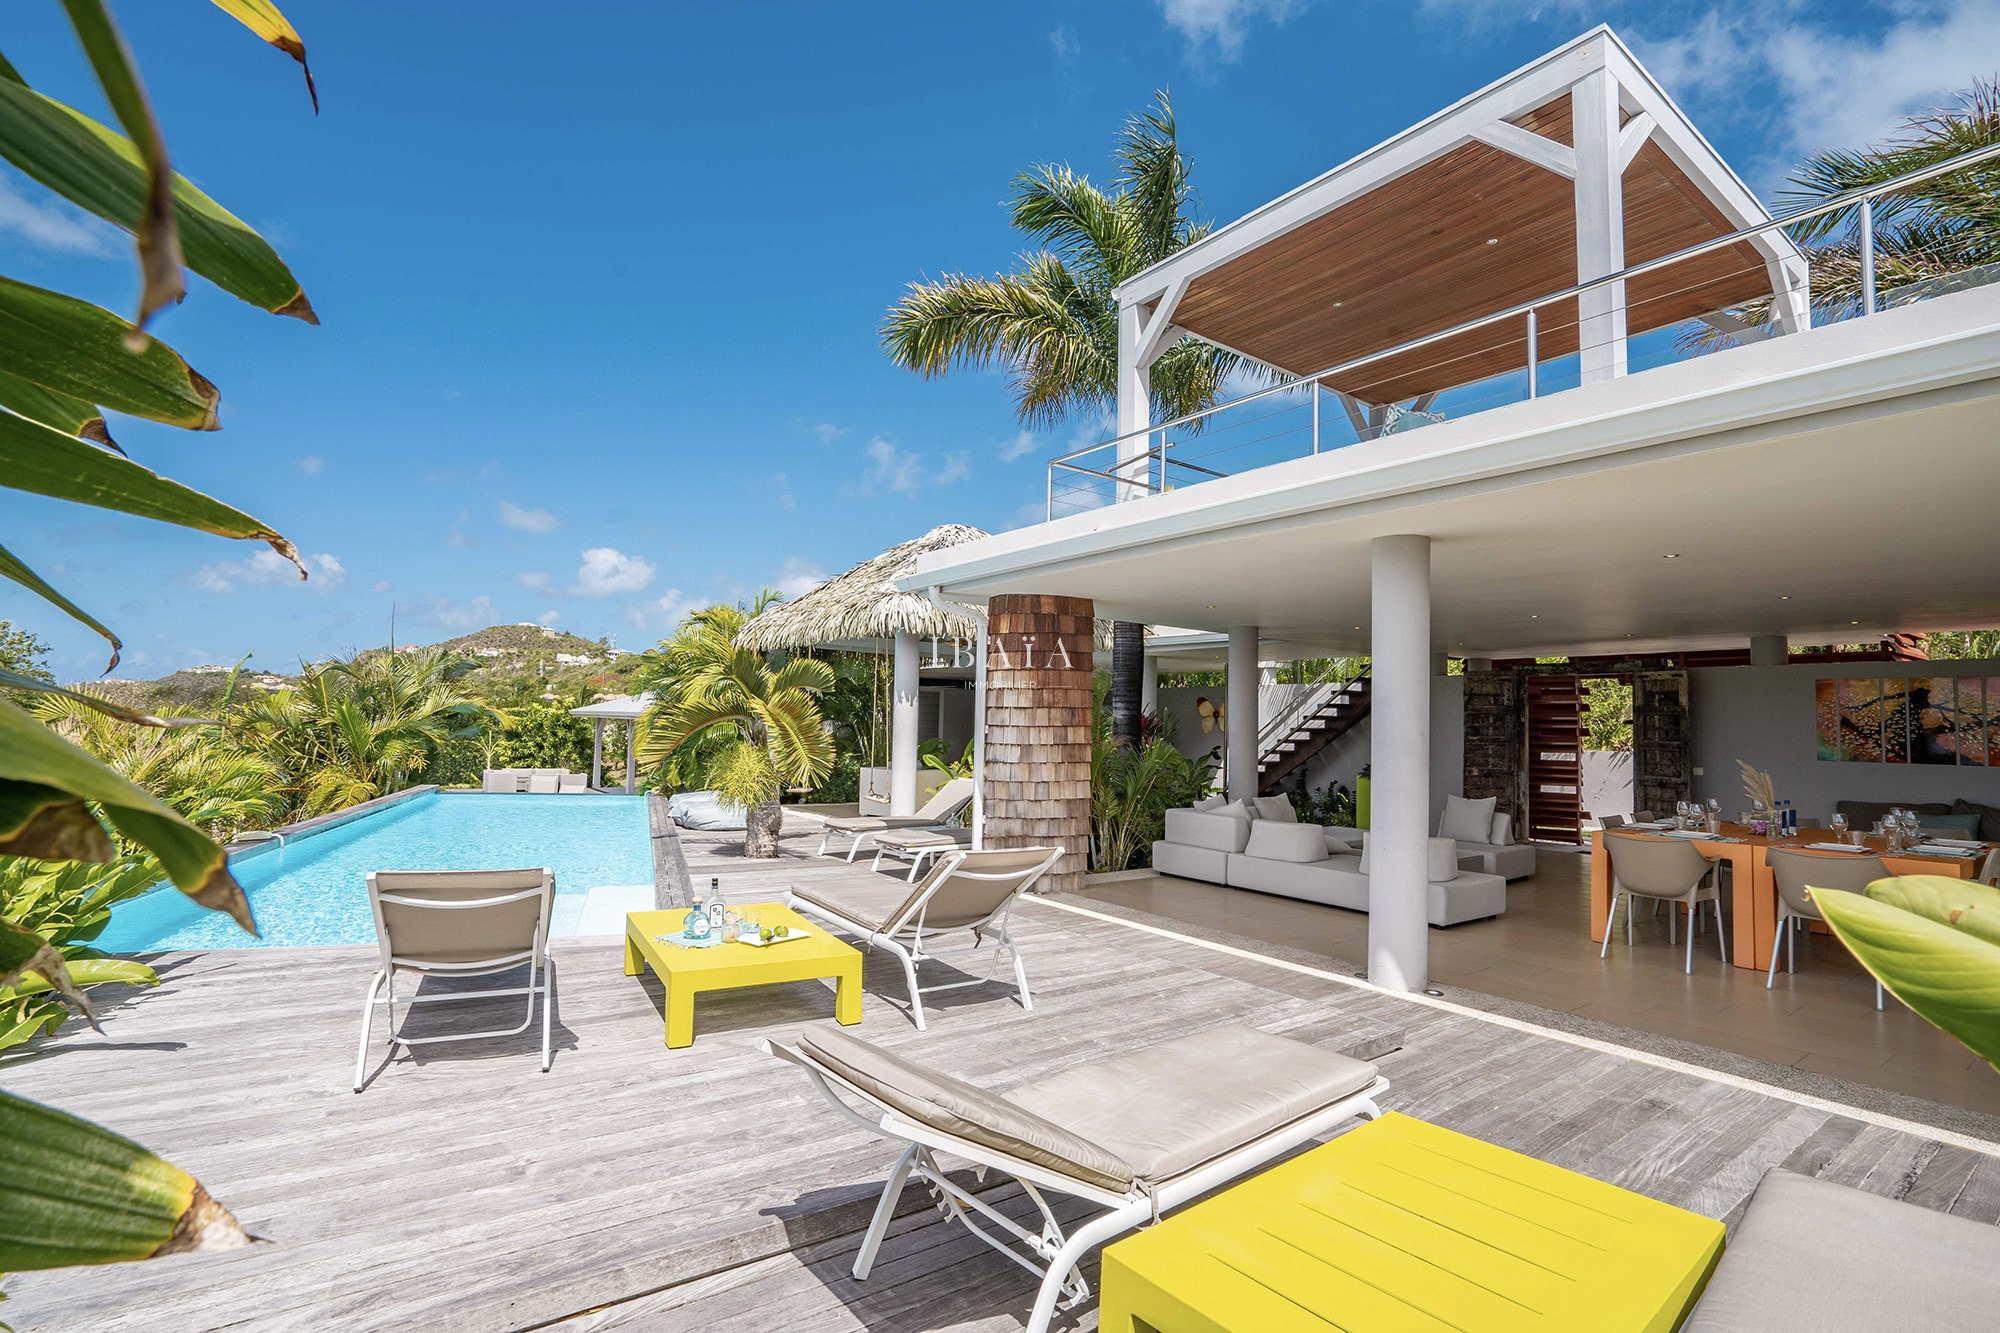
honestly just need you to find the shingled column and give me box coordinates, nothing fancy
[983,594,1094,896]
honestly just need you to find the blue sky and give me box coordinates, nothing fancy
[5,0,1994,680]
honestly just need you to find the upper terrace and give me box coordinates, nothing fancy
[1046,26,2000,522]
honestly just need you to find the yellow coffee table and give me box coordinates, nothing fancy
[623,902,862,1048]
[1099,1111,1724,1332]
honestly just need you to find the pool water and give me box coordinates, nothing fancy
[99,792,652,951]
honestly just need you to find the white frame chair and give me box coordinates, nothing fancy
[353,867,556,1092]
[870,827,973,881]
[766,1031,1389,1333]
[1765,847,1889,1010]
[814,778,976,859]
[1600,832,1728,973]
[792,846,1061,1030]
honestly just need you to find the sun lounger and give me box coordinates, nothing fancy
[814,778,975,859]
[557,771,588,794]
[791,846,1059,1029]
[526,771,559,794]
[766,1023,1386,1333]
[869,825,973,880]
[353,868,556,1091]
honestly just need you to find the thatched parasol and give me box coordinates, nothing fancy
[737,525,989,651]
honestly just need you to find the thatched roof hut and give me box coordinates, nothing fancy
[737,525,989,651]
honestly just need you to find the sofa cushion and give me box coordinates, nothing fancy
[1228,852,1369,911]
[1250,795,1297,823]
[1921,812,1985,838]
[1488,810,1514,846]
[1835,800,1952,828]
[1427,837,1460,882]
[1163,808,1252,854]
[1952,798,2000,841]
[1439,794,1496,843]
[1193,794,1227,813]
[1218,799,1259,822]
[1153,840,1229,885]
[1245,820,1328,864]
[1357,832,1369,875]
[1685,1167,2000,1333]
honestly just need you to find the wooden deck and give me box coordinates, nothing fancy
[6,824,1999,1331]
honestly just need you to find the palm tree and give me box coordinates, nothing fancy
[882,91,1244,747]
[1692,79,2000,345]
[240,648,497,818]
[637,602,835,857]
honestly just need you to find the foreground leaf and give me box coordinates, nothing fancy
[0,276,218,429]
[1861,873,2000,949]
[0,1090,252,1269]
[1816,886,2000,1070]
[59,0,185,330]
[0,785,113,864]
[0,65,314,320]
[0,917,88,1021]
[0,699,254,932]
[0,669,212,729]
[0,367,115,449]
[0,540,122,671]
[208,0,316,112]
[0,409,301,575]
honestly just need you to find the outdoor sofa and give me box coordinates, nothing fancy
[1324,792,1536,880]
[1152,794,1506,926]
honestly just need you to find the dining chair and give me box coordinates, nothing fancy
[1600,834,1728,973]
[1630,810,1655,823]
[1977,848,1999,887]
[1599,814,1628,829]
[1764,848,1889,1010]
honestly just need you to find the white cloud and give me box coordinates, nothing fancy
[1156,0,1312,62]
[626,589,695,633]
[570,546,655,597]
[1050,25,1077,60]
[498,499,558,533]
[297,454,324,477]
[812,421,844,444]
[864,436,925,493]
[191,548,340,593]
[371,580,392,594]
[536,610,561,626]
[999,430,1040,462]
[418,595,493,631]
[0,174,116,254]
[935,451,971,485]
[775,558,826,599]
[517,570,551,590]
[446,509,472,549]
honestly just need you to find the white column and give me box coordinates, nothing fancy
[1370,535,1432,992]
[624,719,636,794]
[1573,66,1628,383]
[1115,300,1153,502]
[1767,256,1812,335]
[971,623,987,850]
[1226,626,1260,802]
[1140,650,1160,719]
[890,629,920,816]
[591,719,603,789]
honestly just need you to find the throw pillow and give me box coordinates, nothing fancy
[1193,794,1226,813]
[1251,794,1297,823]
[1438,794,1496,844]
[1427,837,1461,882]
[1488,810,1514,846]
[1952,798,2000,842]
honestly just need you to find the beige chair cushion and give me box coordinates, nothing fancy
[792,876,923,932]
[1438,794,1496,844]
[1250,795,1297,823]
[1008,1024,1379,1184]
[1245,820,1328,864]
[797,1028,1134,1191]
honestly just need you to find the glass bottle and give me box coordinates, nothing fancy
[684,886,710,940]
[706,877,727,933]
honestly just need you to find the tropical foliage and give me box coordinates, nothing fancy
[0,0,318,1281]
[237,650,496,819]
[1088,674,1215,871]
[637,601,836,856]
[0,856,158,1051]
[1815,874,2000,1071]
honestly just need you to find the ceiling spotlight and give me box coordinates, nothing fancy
[1851,620,1861,626]
[1662,553,1680,559]
[1204,603,1215,609]
[1779,595,1791,601]
[1352,625,1362,631]
[1530,614,1539,619]
[1486,237,1499,245]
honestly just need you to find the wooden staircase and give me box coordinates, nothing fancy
[1256,672,1371,794]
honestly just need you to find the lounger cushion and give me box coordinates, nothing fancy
[1008,1024,1378,1185]
[796,1028,1134,1191]
[1244,820,1327,864]
[792,877,921,933]
[1685,1168,2000,1332]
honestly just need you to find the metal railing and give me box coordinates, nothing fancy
[1047,140,2000,519]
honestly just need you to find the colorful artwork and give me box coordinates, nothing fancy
[1818,676,1996,764]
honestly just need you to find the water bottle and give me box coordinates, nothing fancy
[706,876,728,933]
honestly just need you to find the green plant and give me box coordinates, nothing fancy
[1287,777,1357,827]
[0,856,159,1050]
[920,737,975,781]
[1815,875,2000,1069]
[491,700,596,773]
[637,603,835,857]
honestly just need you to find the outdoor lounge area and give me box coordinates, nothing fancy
[9,822,2000,1331]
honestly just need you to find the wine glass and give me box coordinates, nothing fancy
[1829,812,1849,844]
[1706,797,1721,832]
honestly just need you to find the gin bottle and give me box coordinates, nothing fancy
[706,877,728,933]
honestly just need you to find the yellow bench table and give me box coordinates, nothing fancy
[623,902,862,1048]
[1099,1111,1724,1333]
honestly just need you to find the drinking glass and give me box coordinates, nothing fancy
[1706,798,1721,832]
[1829,813,1849,842]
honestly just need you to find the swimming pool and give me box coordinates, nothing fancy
[99,791,653,951]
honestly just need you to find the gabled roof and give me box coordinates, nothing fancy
[1118,27,1803,405]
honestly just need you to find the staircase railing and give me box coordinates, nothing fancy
[1258,661,1370,765]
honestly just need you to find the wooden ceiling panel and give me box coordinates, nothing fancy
[1170,132,1771,406]
[1512,94,1573,146]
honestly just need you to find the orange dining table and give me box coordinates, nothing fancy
[1588,824,1992,972]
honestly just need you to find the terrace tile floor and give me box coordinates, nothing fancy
[1077,846,2000,1118]
[5,827,1998,1331]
